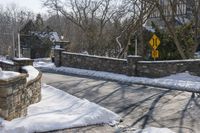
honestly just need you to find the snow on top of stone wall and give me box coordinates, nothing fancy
[0,68,20,80]
[0,56,14,65]
[13,58,31,61]
[22,66,39,82]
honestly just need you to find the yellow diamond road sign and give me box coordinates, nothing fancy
[149,34,160,50]
[152,49,159,59]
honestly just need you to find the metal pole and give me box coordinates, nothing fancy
[12,31,15,57]
[18,33,21,58]
[135,36,137,56]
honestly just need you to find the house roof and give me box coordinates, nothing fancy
[20,20,60,42]
[20,20,36,34]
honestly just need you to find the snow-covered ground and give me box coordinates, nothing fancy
[0,84,120,133]
[34,60,200,93]
[133,127,175,133]
[33,59,54,68]
[0,58,199,133]
[0,82,176,133]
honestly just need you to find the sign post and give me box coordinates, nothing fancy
[149,34,160,60]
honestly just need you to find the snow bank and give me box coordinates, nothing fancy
[133,127,175,133]
[55,67,200,93]
[160,72,200,82]
[33,61,55,68]
[13,58,31,61]
[34,58,51,62]
[34,60,200,93]
[22,66,39,82]
[0,84,120,133]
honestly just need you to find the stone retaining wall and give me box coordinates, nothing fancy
[25,72,42,105]
[137,60,200,78]
[55,49,200,78]
[0,59,34,72]
[61,52,129,74]
[0,74,27,120]
[0,61,18,71]
[54,48,65,67]
[0,58,41,120]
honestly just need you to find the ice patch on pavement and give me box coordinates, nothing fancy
[0,84,120,133]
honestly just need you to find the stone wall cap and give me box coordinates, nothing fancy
[22,66,40,82]
[62,52,127,61]
[54,41,70,43]
[0,60,14,65]
[53,48,65,50]
[139,59,200,64]
[0,73,27,85]
[127,55,142,58]
[26,71,42,86]
[13,58,33,61]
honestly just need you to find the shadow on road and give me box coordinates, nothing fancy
[43,72,200,133]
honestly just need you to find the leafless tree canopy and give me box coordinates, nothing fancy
[1,0,200,59]
[0,4,34,57]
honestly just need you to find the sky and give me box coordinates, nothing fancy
[0,0,47,13]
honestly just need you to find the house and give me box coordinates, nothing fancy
[144,0,194,30]
[20,20,62,59]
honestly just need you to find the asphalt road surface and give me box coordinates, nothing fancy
[42,72,200,133]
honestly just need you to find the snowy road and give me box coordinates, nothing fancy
[42,72,200,133]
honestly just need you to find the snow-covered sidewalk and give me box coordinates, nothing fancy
[34,60,200,93]
[0,84,120,133]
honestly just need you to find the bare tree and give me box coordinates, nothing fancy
[189,0,200,57]
[43,0,118,55]
[148,0,200,59]
[116,0,154,58]
[0,4,34,57]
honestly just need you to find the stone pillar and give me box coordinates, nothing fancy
[0,73,27,120]
[12,58,34,72]
[127,55,143,76]
[12,58,34,66]
[54,48,65,67]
